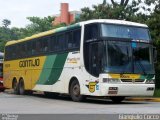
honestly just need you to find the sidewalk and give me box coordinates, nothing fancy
[126,97,160,102]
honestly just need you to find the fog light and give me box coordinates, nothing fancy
[147,87,154,91]
[146,79,155,84]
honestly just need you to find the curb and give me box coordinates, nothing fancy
[125,98,160,102]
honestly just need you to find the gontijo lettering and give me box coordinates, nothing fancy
[19,58,40,67]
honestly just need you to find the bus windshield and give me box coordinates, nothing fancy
[105,41,132,73]
[101,24,151,41]
[104,41,155,74]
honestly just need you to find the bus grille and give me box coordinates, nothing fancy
[121,79,145,83]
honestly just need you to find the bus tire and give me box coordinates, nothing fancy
[69,80,85,102]
[12,79,19,95]
[110,96,125,103]
[18,79,25,95]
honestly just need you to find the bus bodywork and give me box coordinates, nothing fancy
[4,19,155,102]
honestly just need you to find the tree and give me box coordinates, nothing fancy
[103,0,106,5]
[25,16,54,36]
[79,0,141,21]
[2,19,11,28]
[146,1,160,88]
[111,0,130,7]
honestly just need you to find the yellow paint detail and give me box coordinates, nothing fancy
[3,56,46,90]
[109,74,141,79]
[6,29,55,46]
[67,58,79,64]
[89,82,97,93]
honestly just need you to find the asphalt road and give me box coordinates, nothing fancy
[0,91,159,114]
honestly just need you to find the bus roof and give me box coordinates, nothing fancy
[80,19,148,28]
[6,19,148,46]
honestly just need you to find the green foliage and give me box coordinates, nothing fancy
[154,89,160,97]
[0,16,67,52]
[79,0,143,22]
[2,19,11,28]
[24,16,55,37]
[147,2,160,88]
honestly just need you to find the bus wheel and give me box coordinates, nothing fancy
[12,79,19,95]
[69,80,85,102]
[110,96,125,103]
[18,79,25,95]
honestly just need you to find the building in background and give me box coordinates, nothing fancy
[52,3,81,26]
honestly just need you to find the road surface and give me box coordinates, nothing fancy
[0,92,159,114]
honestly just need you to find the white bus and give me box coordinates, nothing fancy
[4,19,156,103]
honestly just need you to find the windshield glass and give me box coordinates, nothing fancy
[133,43,154,74]
[104,41,132,73]
[101,24,150,41]
[103,41,154,74]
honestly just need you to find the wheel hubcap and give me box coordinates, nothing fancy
[73,84,80,96]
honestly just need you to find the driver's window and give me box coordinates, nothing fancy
[84,24,99,41]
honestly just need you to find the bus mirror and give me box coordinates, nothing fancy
[153,47,157,63]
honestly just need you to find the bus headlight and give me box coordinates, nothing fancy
[103,78,120,83]
[146,79,155,84]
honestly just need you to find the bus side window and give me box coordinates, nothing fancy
[27,42,32,56]
[73,29,81,48]
[50,36,55,52]
[57,33,66,51]
[14,45,18,59]
[24,44,28,56]
[45,37,49,52]
[32,41,36,55]
[36,40,41,54]
[40,37,49,53]
[66,32,73,49]
[20,43,25,58]
[56,34,65,51]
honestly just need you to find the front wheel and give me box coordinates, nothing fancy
[110,96,125,103]
[69,80,85,102]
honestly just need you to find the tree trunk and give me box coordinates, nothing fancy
[124,0,130,7]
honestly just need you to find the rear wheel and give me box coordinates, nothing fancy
[110,96,125,103]
[69,80,85,102]
[12,79,19,94]
[18,79,25,95]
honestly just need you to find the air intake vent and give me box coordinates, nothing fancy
[121,79,145,83]
[121,79,132,82]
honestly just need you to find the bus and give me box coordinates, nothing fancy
[4,19,156,103]
[0,52,4,91]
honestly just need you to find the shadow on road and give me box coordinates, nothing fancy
[3,90,149,105]
[25,92,148,105]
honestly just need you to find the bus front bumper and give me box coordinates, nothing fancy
[99,83,155,96]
